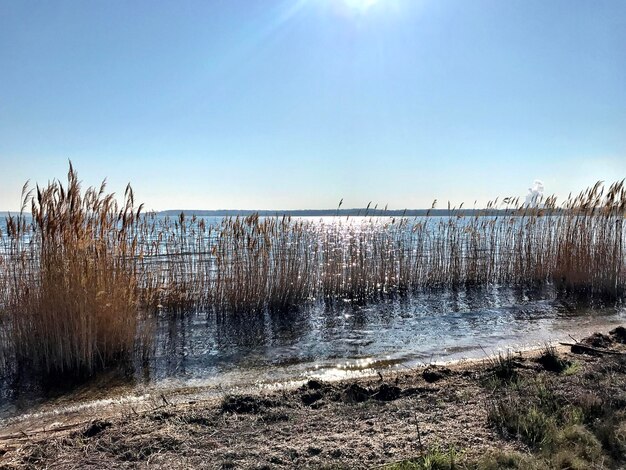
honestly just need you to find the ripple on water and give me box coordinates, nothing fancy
[1,287,625,421]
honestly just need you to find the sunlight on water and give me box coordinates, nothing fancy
[3,286,625,426]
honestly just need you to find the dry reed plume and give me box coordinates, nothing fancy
[0,165,151,377]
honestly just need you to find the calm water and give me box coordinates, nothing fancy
[2,286,624,424]
[149,286,625,387]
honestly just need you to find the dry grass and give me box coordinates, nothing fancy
[0,166,625,376]
[133,179,625,310]
[0,165,151,377]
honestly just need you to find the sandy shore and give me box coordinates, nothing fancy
[1,326,626,469]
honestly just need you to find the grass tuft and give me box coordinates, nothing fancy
[536,344,570,373]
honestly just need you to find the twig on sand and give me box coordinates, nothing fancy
[559,342,625,356]
[413,402,423,452]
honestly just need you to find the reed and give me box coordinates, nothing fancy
[0,166,625,377]
[148,181,624,305]
[0,165,150,377]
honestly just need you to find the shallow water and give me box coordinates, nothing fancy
[1,286,624,426]
[148,287,625,387]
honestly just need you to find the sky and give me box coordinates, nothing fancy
[0,0,625,211]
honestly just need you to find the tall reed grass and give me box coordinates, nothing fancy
[0,166,624,377]
[0,165,151,377]
[133,180,625,310]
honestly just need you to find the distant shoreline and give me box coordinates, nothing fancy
[156,208,540,217]
[0,208,564,218]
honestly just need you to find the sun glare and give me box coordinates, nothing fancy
[343,0,380,12]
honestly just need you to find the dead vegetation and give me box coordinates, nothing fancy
[0,166,625,378]
[0,165,151,378]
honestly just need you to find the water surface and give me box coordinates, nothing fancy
[2,286,623,426]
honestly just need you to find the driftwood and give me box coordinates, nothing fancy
[559,342,626,356]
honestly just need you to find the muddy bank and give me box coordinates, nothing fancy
[1,327,626,469]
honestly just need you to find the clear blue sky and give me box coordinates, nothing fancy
[1,0,624,211]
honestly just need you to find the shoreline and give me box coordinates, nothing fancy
[0,328,601,434]
[2,325,626,469]
[3,310,623,426]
